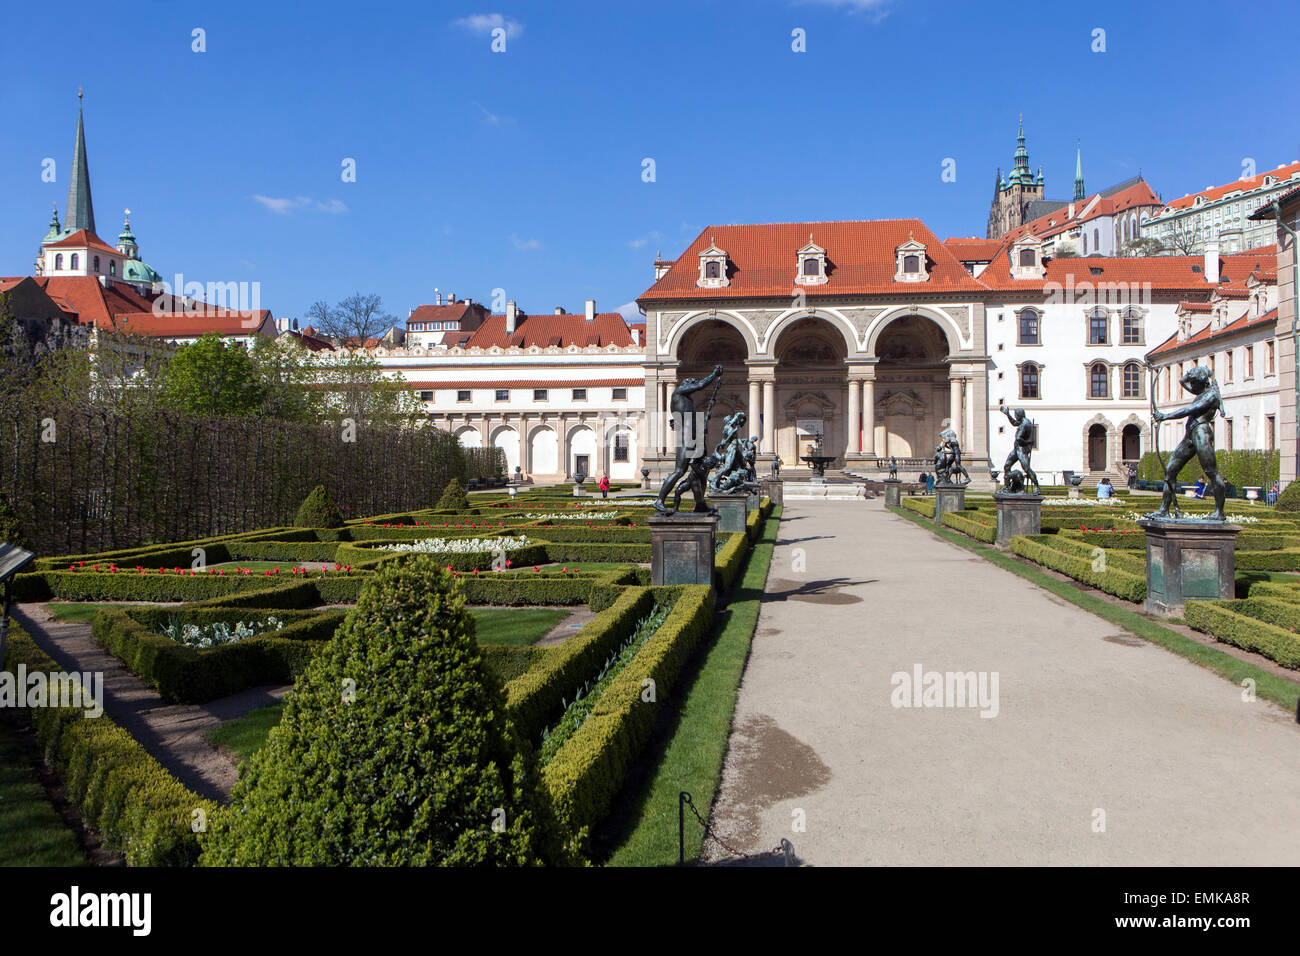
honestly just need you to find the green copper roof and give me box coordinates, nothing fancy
[65,99,95,235]
[1073,143,1085,201]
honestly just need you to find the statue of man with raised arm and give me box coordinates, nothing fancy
[654,365,723,515]
[998,405,1040,494]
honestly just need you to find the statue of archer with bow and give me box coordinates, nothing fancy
[654,364,724,515]
[1147,363,1227,521]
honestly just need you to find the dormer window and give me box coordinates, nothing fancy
[1009,233,1047,280]
[1019,248,1036,268]
[697,239,730,288]
[893,235,928,283]
[795,236,828,286]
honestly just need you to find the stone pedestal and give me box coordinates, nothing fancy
[707,492,749,534]
[994,493,1043,548]
[933,483,966,523]
[760,478,783,506]
[1068,486,1081,499]
[1138,519,1242,617]
[649,513,718,595]
[883,480,902,508]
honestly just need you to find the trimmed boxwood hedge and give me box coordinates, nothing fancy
[505,586,657,743]
[341,540,551,572]
[12,570,371,604]
[93,607,343,704]
[901,497,934,518]
[1010,534,1146,602]
[1234,548,1300,572]
[941,510,996,543]
[2,625,215,865]
[541,585,714,849]
[1184,600,1300,668]
[715,532,748,592]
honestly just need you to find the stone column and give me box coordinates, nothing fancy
[949,377,962,442]
[846,379,861,454]
[749,380,761,441]
[762,381,775,449]
[862,376,876,457]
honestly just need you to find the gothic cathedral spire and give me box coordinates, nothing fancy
[65,89,95,236]
[1073,142,1085,202]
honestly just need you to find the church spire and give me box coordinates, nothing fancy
[1073,141,1086,201]
[1011,114,1033,185]
[64,89,95,236]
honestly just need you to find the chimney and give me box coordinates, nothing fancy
[506,300,517,334]
[1204,239,1220,284]
[554,307,565,314]
[434,289,442,305]
[447,292,455,304]
[585,299,595,322]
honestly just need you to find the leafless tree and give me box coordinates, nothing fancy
[305,293,395,343]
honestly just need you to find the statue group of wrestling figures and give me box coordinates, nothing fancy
[654,365,760,516]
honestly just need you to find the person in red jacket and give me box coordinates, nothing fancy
[599,474,610,499]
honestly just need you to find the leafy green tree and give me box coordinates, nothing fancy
[200,556,563,865]
[436,477,470,510]
[0,492,27,548]
[158,333,266,417]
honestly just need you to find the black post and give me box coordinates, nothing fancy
[678,791,689,865]
[0,578,10,668]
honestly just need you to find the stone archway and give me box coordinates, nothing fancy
[771,317,848,468]
[871,314,951,460]
[1082,414,1115,473]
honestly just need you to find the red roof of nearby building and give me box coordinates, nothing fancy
[1159,162,1300,213]
[0,275,157,326]
[406,302,478,328]
[1148,307,1279,358]
[942,237,1002,260]
[43,229,122,257]
[997,180,1163,245]
[108,310,274,337]
[281,328,335,351]
[639,220,987,301]
[463,312,637,348]
[978,246,1277,293]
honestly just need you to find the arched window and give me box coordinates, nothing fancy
[1090,362,1109,398]
[1082,232,1088,255]
[70,253,79,269]
[1123,218,1131,242]
[704,260,720,279]
[1121,309,1142,345]
[1018,248,1036,268]
[903,254,920,273]
[1089,310,1108,345]
[1017,308,1040,345]
[54,253,64,269]
[1019,363,1040,399]
[803,257,820,276]
[1122,362,1142,398]
[1093,228,1100,251]
[109,261,116,276]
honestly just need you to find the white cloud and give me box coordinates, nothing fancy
[453,13,524,38]
[796,0,892,17]
[509,233,544,251]
[617,301,644,323]
[472,101,514,126]
[252,195,348,215]
[627,229,664,249]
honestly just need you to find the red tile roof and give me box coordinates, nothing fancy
[979,247,1277,293]
[0,275,157,327]
[997,181,1162,245]
[406,302,477,328]
[109,310,274,338]
[639,220,987,301]
[463,312,636,348]
[1148,308,1278,358]
[1160,162,1300,212]
[942,237,1002,260]
[43,229,122,257]
[280,329,335,351]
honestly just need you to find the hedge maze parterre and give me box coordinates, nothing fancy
[900,490,1300,671]
[3,486,774,865]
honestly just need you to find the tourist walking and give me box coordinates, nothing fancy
[599,473,610,499]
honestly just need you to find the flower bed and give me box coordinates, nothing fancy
[160,615,285,648]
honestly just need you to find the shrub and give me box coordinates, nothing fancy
[1010,534,1146,602]
[941,510,996,543]
[293,485,344,528]
[201,555,562,865]
[1276,481,1300,513]
[1184,600,1300,668]
[900,497,934,518]
[0,491,28,548]
[436,478,470,512]
[1138,450,1280,492]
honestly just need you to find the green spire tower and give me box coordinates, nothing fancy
[64,89,95,236]
[1073,142,1086,201]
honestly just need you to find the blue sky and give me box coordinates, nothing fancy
[3,0,1297,324]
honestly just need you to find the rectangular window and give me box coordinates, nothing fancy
[1224,350,1233,382]
[1018,310,1039,345]
[1089,312,1108,345]
[1122,365,1141,398]
[1019,365,1039,400]
[612,387,627,400]
[1246,346,1255,378]
[613,433,629,462]
[1268,340,1276,374]
[495,389,509,401]
[1122,312,1141,345]
[533,388,548,401]
[418,390,433,402]
[1090,364,1109,398]
[409,323,424,332]
[1267,415,1276,450]
[572,388,587,401]
[456,390,471,402]
[1224,418,1233,451]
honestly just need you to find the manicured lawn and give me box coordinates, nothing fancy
[45,602,129,622]
[472,607,569,646]
[205,700,287,763]
[0,719,84,866]
[604,506,781,866]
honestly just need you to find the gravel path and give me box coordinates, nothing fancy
[13,604,290,804]
[706,499,1300,866]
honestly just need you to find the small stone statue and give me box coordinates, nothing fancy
[655,365,724,516]
[998,405,1040,494]
[934,427,971,486]
[1149,365,1227,521]
[887,457,898,480]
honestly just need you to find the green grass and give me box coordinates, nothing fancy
[471,607,569,646]
[0,718,85,866]
[890,505,1300,714]
[45,602,129,622]
[604,506,781,867]
[204,700,287,763]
